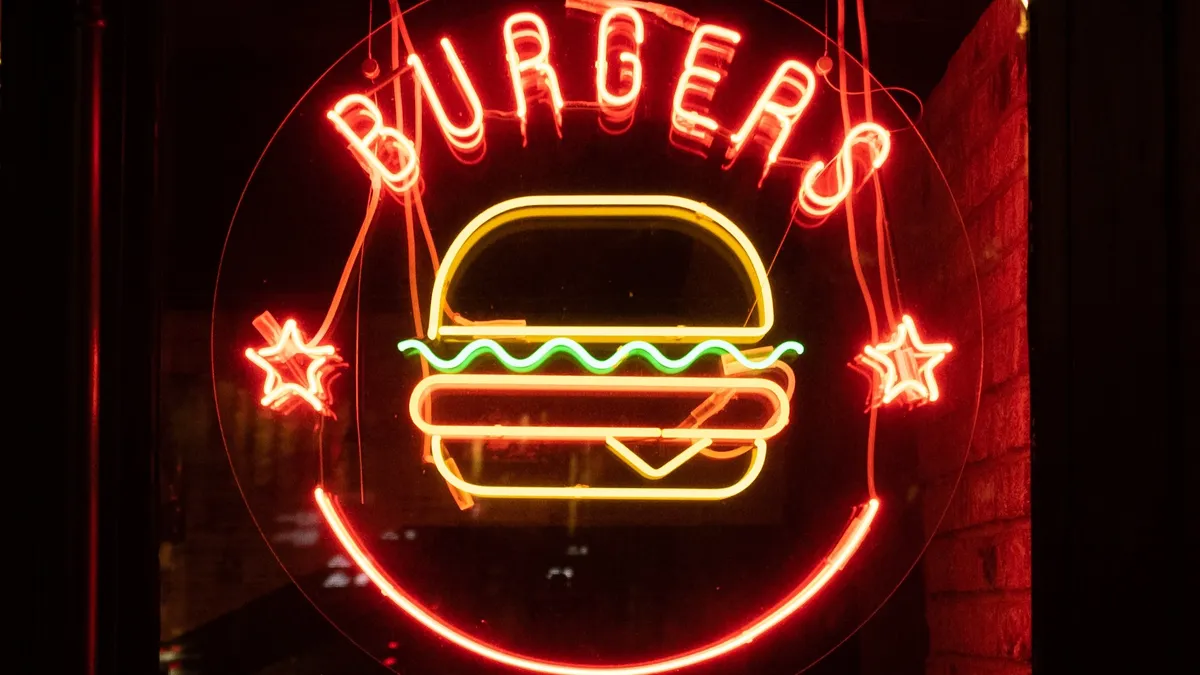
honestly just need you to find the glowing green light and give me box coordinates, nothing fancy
[397,337,804,374]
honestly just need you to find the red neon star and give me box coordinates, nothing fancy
[853,314,953,408]
[244,314,343,416]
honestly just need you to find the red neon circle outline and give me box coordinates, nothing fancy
[315,487,879,675]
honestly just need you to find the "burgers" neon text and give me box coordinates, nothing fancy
[326,8,892,221]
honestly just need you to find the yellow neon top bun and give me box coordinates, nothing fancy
[428,195,775,344]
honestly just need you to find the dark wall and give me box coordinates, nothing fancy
[889,2,1032,674]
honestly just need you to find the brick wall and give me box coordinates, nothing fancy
[899,1,1031,674]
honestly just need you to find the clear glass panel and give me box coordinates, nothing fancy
[161,1,983,673]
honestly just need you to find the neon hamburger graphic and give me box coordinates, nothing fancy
[399,195,802,501]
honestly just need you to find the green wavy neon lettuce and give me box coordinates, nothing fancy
[397,337,803,375]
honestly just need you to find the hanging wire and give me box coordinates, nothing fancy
[367,0,374,59]
[837,0,881,499]
[855,0,897,329]
[823,0,830,56]
[819,73,925,128]
[856,0,906,323]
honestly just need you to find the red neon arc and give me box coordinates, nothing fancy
[505,12,566,143]
[326,94,420,193]
[795,122,891,219]
[726,60,818,184]
[316,487,879,675]
[670,24,742,148]
[408,38,486,155]
[596,7,645,125]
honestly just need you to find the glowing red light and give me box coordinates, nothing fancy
[596,7,645,131]
[244,314,342,415]
[854,314,952,408]
[408,38,486,156]
[504,12,565,144]
[316,487,878,675]
[726,60,818,184]
[795,122,891,221]
[326,94,421,193]
[670,24,741,150]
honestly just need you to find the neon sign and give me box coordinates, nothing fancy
[670,24,742,151]
[225,3,967,673]
[596,7,645,131]
[505,12,566,143]
[244,315,343,415]
[426,195,778,343]
[322,9,890,220]
[797,121,893,221]
[854,314,953,408]
[395,195,800,502]
[326,94,421,193]
[407,38,486,157]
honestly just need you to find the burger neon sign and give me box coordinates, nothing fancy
[324,8,892,214]
[233,2,959,673]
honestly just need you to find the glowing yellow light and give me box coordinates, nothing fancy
[431,436,767,501]
[604,437,713,480]
[409,374,789,442]
[411,374,787,500]
[426,195,775,343]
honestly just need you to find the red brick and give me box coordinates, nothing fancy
[916,367,1027,479]
[929,49,1027,190]
[970,166,1029,268]
[970,374,1031,462]
[980,244,1027,323]
[923,519,1031,593]
[913,3,1032,673]
[952,108,1029,214]
[918,403,977,479]
[925,0,1026,122]
[944,171,1028,284]
[906,177,1028,316]
[908,229,1024,345]
[927,655,1032,675]
[983,309,1029,389]
[927,591,1032,659]
[925,451,1030,534]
